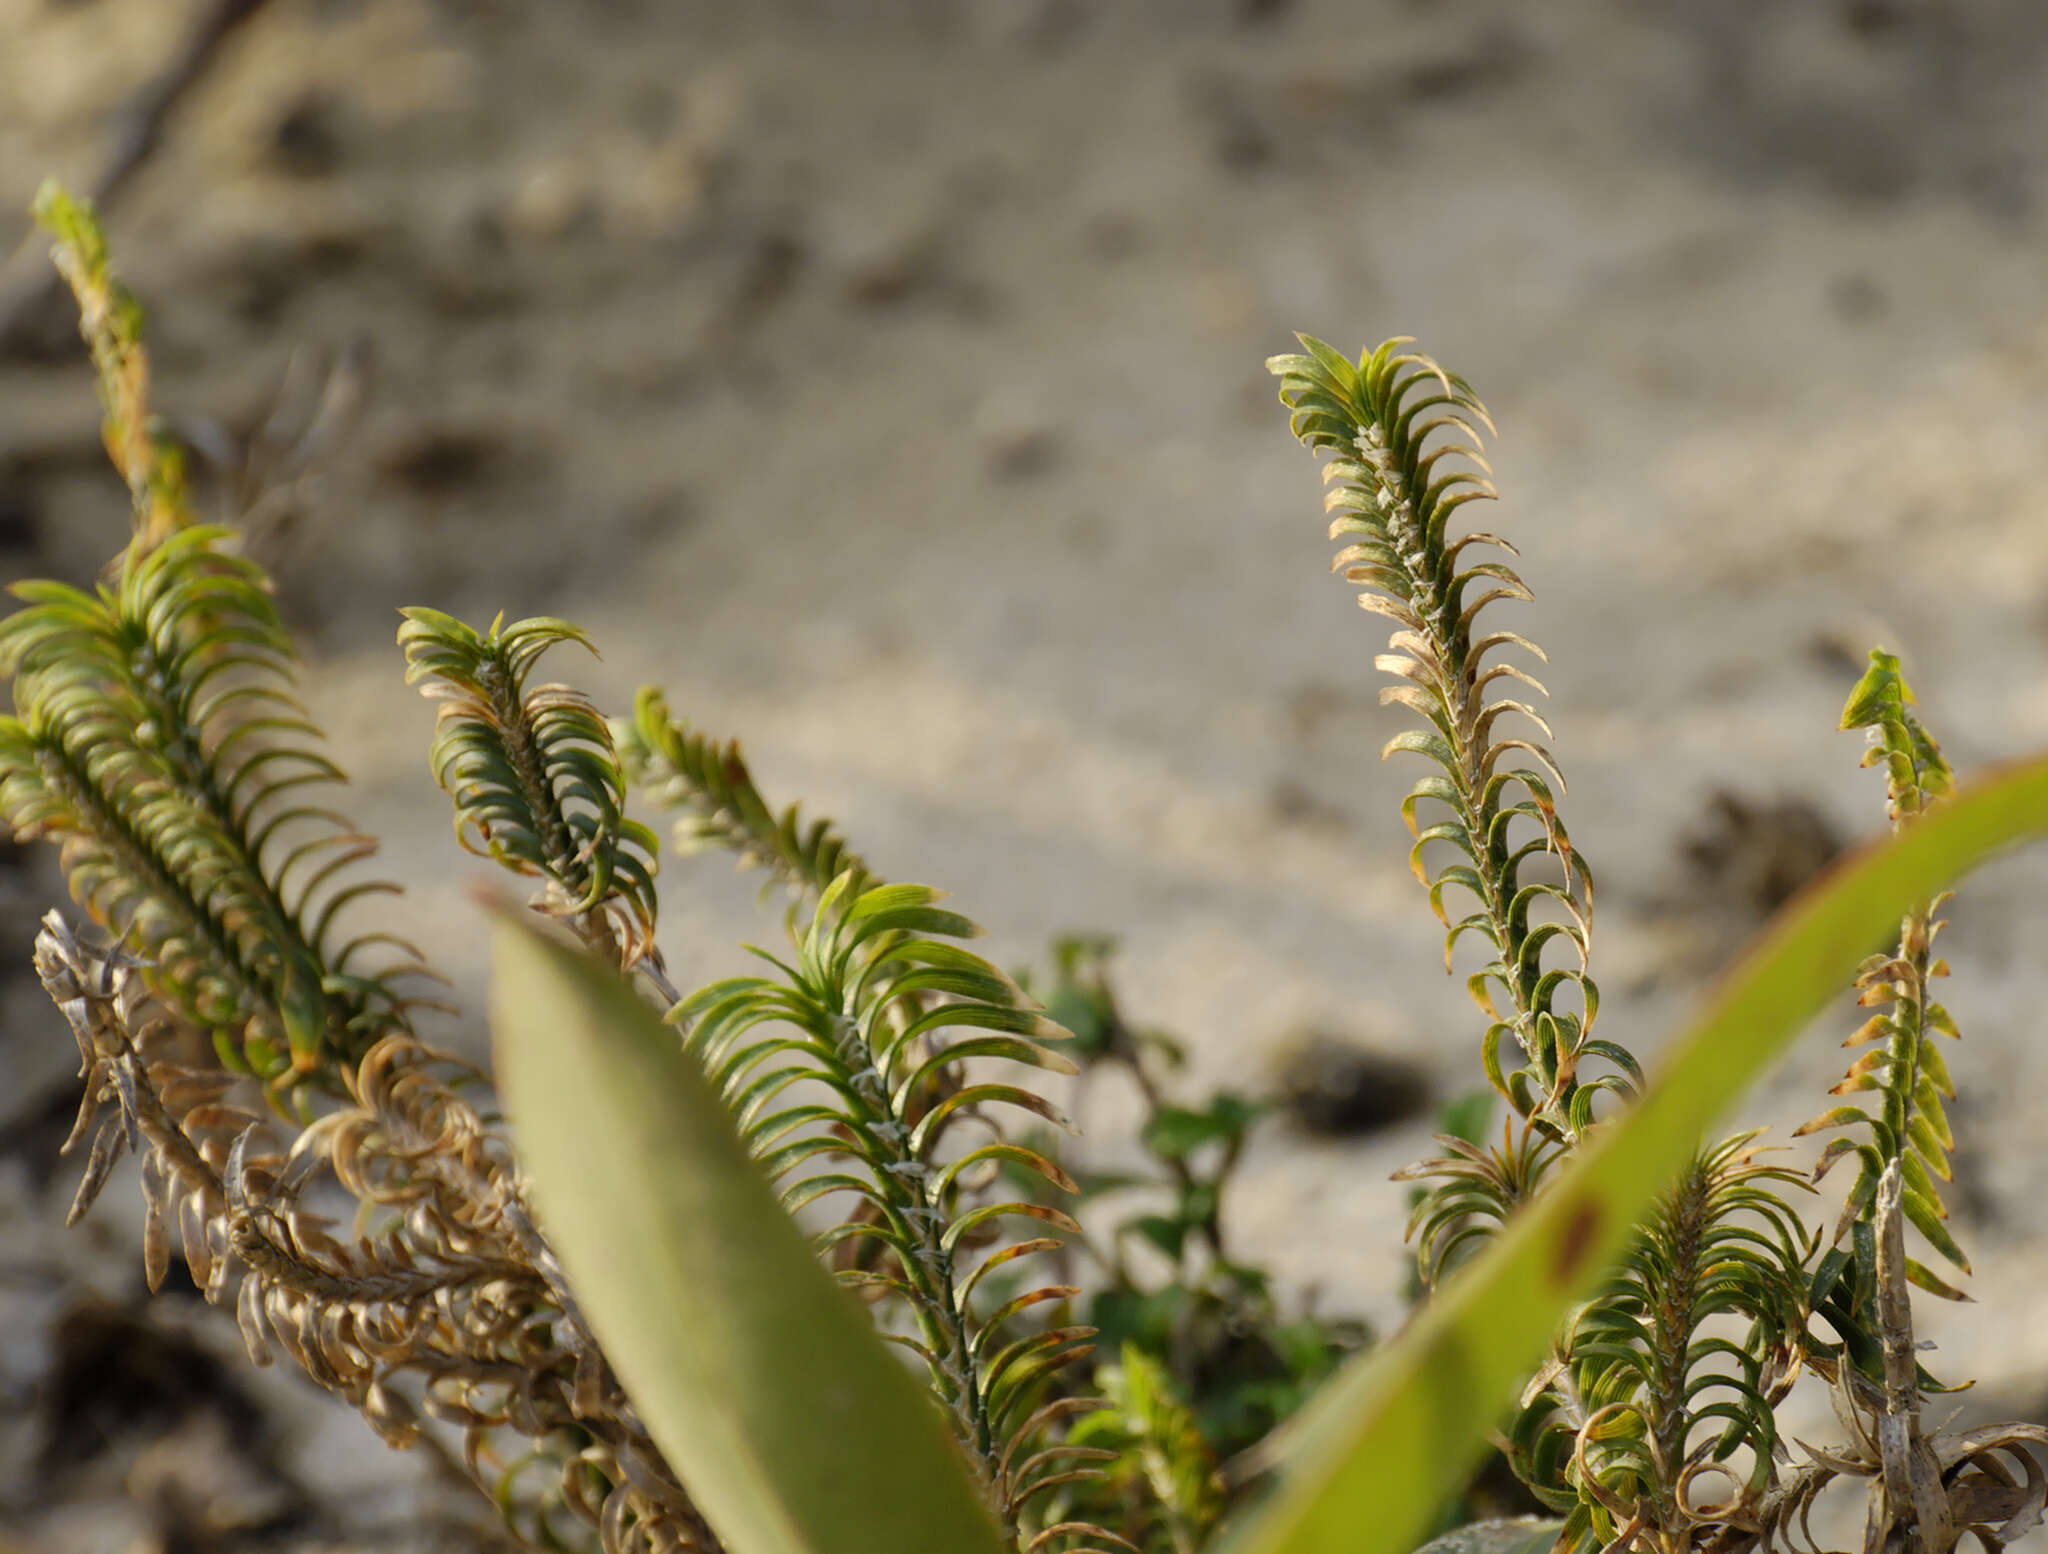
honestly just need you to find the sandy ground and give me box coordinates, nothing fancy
[4,0,2048,1547]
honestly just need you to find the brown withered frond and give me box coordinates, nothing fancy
[40,912,721,1554]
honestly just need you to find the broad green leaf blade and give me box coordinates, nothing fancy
[488,913,1007,1554]
[1224,751,2048,1554]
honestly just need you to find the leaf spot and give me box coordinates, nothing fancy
[1552,1197,1602,1287]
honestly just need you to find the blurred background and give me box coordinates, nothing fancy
[4,0,2048,1547]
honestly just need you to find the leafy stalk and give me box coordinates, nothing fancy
[1268,337,1617,1141]
[399,609,662,970]
[1515,1134,1812,1554]
[620,683,987,1264]
[1782,653,1982,1554]
[32,179,187,547]
[1798,651,1970,1313]
[673,871,1123,1549]
[617,686,865,901]
[491,910,1007,1554]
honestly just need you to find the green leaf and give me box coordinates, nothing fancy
[1143,1095,1261,1159]
[487,911,1006,1554]
[1437,1088,1497,1147]
[1132,1213,1193,1260]
[1218,749,2048,1554]
[1839,649,1908,731]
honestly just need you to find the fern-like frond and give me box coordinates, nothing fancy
[399,609,660,969]
[617,685,865,900]
[1797,650,1970,1322]
[674,869,1103,1543]
[33,180,188,548]
[1510,1133,1813,1553]
[1269,336,1612,1141]
[622,684,1007,1304]
[1271,335,1632,1329]
[0,529,421,1090]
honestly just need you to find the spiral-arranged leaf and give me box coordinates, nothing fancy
[0,469,417,1087]
[1268,338,1613,1143]
[674,870,1119,1547]
[618,685,865,900]
[1270,336,1631,1347]
[492,910,1008,1554]
[32,180,187,547]
[1511,1133,1813,1552]
[400,609,660,968]
[1393,1114,1563,1292]
[1799,651,1971,1339]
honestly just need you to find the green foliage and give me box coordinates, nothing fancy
[1518,1134,1812,1553]
[0,527,420,1089]
[6,186,726,1552]
[1267,337,1612,1144]
[1251,339,2048,1554]
[1015,936,1363,1476]
[1395,1112,1561,1294]
[1065,1345,1226,1554]
[402,628,1118,1541]
[401,608,662,968]
[489,908,1011,1554]
[1393,1091,1497,1310]
[672,873,1105,1542]
[618,686,865,900]
[1216,749,2048,1554]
